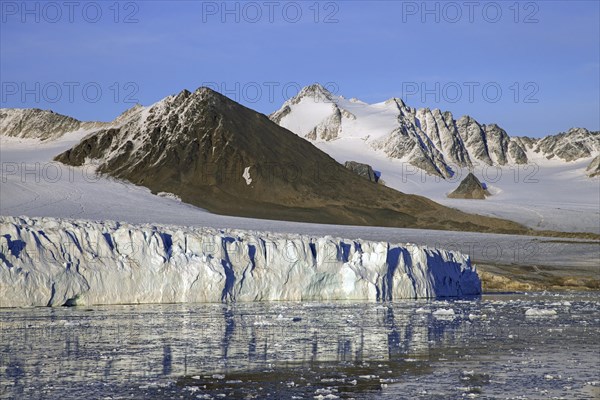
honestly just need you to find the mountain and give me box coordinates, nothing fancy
[0,108,105,140]
[270,84,600,178]
[52,87,527,233]
[447,173,491,200]
[535,128,600,161]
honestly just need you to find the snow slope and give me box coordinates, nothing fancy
[0,215,481,307]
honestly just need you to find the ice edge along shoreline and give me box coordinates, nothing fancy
[0,215,481,307]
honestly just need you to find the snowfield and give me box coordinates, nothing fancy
[315,138,600,234]
[0,215,481,307]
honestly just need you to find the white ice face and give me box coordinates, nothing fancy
[0,215,480,307]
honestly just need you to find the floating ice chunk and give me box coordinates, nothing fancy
[433,308,456,318]
[548,301,571,307]
[525,308,557,317]
[315,388,337,395]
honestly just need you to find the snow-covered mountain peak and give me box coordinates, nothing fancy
[0,108,108,140]
[139,87,224,117]
[270,85,600,178]
[383,97,410,113]
[112,103,146,126]
[349,97,366,104]
[534,127,599,162]
[270,84,343,141]
[295,83,337,103]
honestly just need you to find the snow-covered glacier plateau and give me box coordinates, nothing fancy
[0,216,481,307]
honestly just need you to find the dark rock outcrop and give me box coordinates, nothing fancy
[344,161,378,182]
[447,173,491,200]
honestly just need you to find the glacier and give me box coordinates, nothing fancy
[0,216,480,307]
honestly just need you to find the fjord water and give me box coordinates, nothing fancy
[1,293,599,399]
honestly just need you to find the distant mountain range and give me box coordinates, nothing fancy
[270,84,600,178]
[0,87,533,233]
[3,84,598,179]
[1,84,598,232]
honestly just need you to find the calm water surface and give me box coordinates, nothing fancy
[1,292,599,399]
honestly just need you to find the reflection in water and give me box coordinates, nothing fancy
[221,306,235,363]
[1,293,599,399]
[162,345,172,376]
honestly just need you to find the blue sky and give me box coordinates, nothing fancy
[1,0,598,137]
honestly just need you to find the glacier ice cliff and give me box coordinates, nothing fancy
[0,216,480,307]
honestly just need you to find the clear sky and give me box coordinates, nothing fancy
[1,0,598,137]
